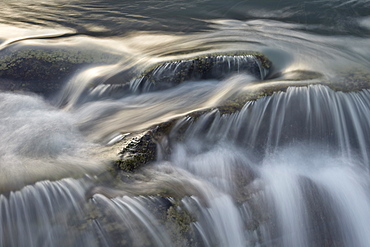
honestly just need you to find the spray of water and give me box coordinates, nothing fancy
[0,92,105,191]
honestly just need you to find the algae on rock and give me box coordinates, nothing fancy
[0,45,121,95]
[115,132,157,172]
[130,52,272,92]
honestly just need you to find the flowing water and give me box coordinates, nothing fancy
[1,0,370,246]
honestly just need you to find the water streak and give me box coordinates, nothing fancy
[174,85,370,165]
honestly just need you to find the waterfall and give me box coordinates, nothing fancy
[0,179,96,247]
[2,0,370,246]
[129,54,268,92]
[90,195,173,247]
[173,85,370,165]
[2,82,370,246]
[167,84,370,246]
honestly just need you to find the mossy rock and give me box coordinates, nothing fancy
[79,193,199,247]
[114,120,186,172]
[115,132,157,172]
[165,199,198,247]
[0,45,121,95]
[166,202,195,234]
[131,52,271,92]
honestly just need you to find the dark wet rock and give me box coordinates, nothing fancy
[115,132,157,172]
[0,45,120,95]
[131,52,271,92]
[114,118,185,172]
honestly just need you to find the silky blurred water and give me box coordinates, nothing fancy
[1,0,370,246]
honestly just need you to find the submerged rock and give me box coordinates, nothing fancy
[80,193,199,247]
[165,199,198,247]
[331,67,370,92]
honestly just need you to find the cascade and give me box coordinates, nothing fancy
[1,1,370,245]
